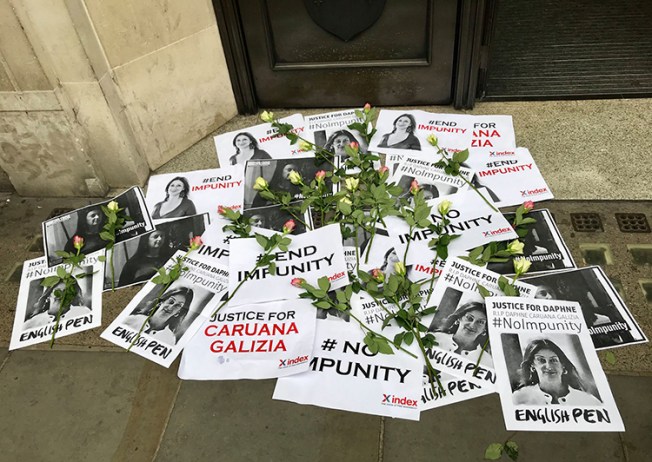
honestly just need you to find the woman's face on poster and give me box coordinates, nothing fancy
[167,180,185,197]
[395,116,412,131]
[148,231,165,249]
[531,348,563,383]
[86,210,101,227]
[455,309,487,343]
[332,134,352,156]
[150,293,187,329]
[250,214,265,228]
[282,164,299,179]
[235,134,252,150]
[535,285,556,300]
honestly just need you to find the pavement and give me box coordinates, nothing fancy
[0,99,651,462]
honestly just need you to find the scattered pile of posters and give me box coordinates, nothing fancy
[487,296,625,431]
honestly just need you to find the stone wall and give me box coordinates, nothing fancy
[0,0,237,196]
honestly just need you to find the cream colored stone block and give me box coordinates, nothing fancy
[0,91,60,111]
[0,111,105,196]
[0,0,51,90]
[0,64,14,91]
[83,0,216,68]
[11,0,95,84]
[62,81,150,186]
[113,26,237,169]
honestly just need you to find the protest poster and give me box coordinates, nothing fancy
[243,203,313,234]
[10,255,104,350]
[213,114,313,167]
[341,220,372,273]
[487,209,575,275]
[388,154,474,202]
[385,188,518,267]
[466,115,516,149]
[523,266,648,350]
[465,147,553,207]
[42,186,154,267]
[422,257,536,388]
[369,110,471,156]
[178,298,317,380]
[273,318,423,420]
[421,369,494,411]
[227,224,348,306]
[306,109,368,157]
[104,214,210,290]
[243,157,334,210]
[101,252,227,367]
[145,167,244,224]
[486,296,625,431]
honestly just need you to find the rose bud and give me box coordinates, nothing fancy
[260,110,274,123]
[253,177,268,191]
[507,240,524,255]
[410,179,420,195]
[73,235,85,251]
[363,103,371,113]
[438,199,453,216]
[288,170,302,185]
[513,257,532,276]
[107,200,119,213]
[291,277,305,288]
[523,200,535,212]
[393,262,406,277]
[370,268,384,282]
[315,170,326,182]
[283,219,296,234]
[189,236,203,250]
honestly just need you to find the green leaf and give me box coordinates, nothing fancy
[41,275,61,287]
[376,338,394,355]
[314,301,331,309]
[484,443,503,460]
[56,267,67,279]
[504,441,519,461]
[453,149,469,164]
[255,234,268,249]
[605,351,616,365]
[97,255,106,262]
[317,276,330,292]
[477,283,492,299]
[268,262,276,275]
[403,331,414,346]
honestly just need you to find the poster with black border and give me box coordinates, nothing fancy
[487,209,576,275]
[273,318,423,420]
[369,110,471,156]
[243,157,334,210]
[242,203,313,235]
[213,114,313,167]
[421,257,536,388]
[306,109,368,159]
[486,296,625,431]
[465,147,553,207]
[523,266,648,350]
[100,252,226,367]
[103,214,210,290]
[42,186,154,267]
[10,255,104,350]
[178,298,317,380]
[145,167,244,224]
[227,224,349,306]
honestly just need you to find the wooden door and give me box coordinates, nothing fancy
[218,0,459,109]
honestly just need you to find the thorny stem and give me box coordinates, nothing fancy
[414,326,446,397]
[109,247,115,291]
[50,247,82,348]
[473,337,490,376]
[363,228,377,264]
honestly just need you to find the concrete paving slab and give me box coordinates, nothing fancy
[608,374,652,462]
[156,379,381,462]
[383,393,624,462]
[0,351,144,461]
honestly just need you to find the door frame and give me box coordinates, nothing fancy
[211,0,494,113]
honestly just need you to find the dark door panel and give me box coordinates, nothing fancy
[238,0,458,107]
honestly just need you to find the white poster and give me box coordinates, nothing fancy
[178,299,317,380]
[466,115,516,150]
[42,186,154,267]
[487,296,625,431]
[101,252,228,367]
[369,110,471,156]
[306,109,367,157]
[227,224,349,306]
[213,114,313,167]
[273,319,423,420]
[145,167,244,223]
[389,154,474,201]
[385,188,518,267]
[422,257,536,388]
[10,255,104,350]
[421,369,494,411]
[523,266,648,350]
[466,147,554,207]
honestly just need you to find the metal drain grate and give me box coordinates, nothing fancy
[47,207,74,219]
[570,213,603,232]
[615,213,650,233]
